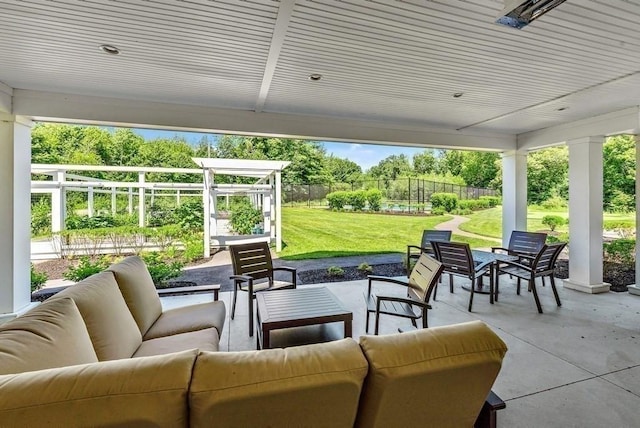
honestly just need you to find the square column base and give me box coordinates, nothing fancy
[563,279,610,294]
[627,285,640,296]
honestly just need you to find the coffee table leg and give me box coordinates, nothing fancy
[344,319,352,338]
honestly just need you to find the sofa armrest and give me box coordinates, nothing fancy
[474,391,506,428]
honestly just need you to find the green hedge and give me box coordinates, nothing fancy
[430,193,458,212]
[326,189,382,212]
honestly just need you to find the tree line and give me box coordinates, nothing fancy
[31,124,635,211]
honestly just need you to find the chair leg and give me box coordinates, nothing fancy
[530,279,543,313]
[421,309,428,329]
[411,319,417,328]
[468,279,475,312]
[449,274,454,293]
[374,312,381,335]
[550,276,562,307]
[516,278,521,295]
[433,283,438,301]
[231,285,238,319]
[365,309,370,334]
[248,293,254,337]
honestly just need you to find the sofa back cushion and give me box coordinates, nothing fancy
[53,271,142,360]
[0,298,98,375]
[108,255,162,336]
[0,349,197,427]
[356,321,508,428]
[190,338,369,427]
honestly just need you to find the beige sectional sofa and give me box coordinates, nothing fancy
[0,256,508,427]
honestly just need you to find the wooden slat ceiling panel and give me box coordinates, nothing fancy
[0,0,278,107]
[265,0,640,131]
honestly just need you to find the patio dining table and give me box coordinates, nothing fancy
[464,250,519,302]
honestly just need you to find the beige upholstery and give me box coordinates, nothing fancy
[134,327,220,357]
[144,301,226,340]
[0,298,97,375]
[108,255,163,336]
[190,339,369,427]
[356,320,508,428]
[0,349,197,427]
[52,271,142,361]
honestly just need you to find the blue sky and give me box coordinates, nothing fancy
[132,128,424,171]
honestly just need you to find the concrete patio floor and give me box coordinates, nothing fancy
[161,275,640,427]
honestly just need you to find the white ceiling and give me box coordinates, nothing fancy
[2,0,640,150]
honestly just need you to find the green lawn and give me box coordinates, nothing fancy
[279,208,497,260]
[459,207,635,239]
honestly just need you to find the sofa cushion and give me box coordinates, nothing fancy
[189,338,368,427]
[133,327,220,357]
[355,321,508,428]
[108,255,163,336]
[0,349,197,427]
[0,298,98,375]
[53,271,142,361]
[143,301,226,340]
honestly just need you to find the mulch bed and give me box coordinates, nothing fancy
[554,259,633,292]
[298,263,407,284]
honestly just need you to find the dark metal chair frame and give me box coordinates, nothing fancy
[365,253,444,335]
[496,242,566,313]
[431,241,493,312]
[491,230,547,263]
[229,241,297,337]
[406,230,452,276]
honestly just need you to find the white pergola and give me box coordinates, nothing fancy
[3,1,640,320]
[193,158,290,254]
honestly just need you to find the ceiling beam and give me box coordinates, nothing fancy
[13,90,516,151]
[254,0,296,113]
[517,106,640,151]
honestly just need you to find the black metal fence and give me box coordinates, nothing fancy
[283,178,498,208]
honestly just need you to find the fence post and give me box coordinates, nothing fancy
[408,178,411,213]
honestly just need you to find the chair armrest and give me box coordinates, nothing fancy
[474,391,506,428]
[498,259,532,272]
[273,266,297,273]
[368,275,410,287]
[376,294,429,309]
[491,247,508,253]
[272,266,297,288]
[230,274,253,283]
[407,245,426,252]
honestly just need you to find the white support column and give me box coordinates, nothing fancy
[0,115,35,321]
[87,186,94,217]
[275,171,283,252]
[202,170,211,258]
[51,170,66,233]
[501,150,528,246]
[138,172,145,228]
[628,135,640,296]
[111,187,117,216]
[563,136,610,293]
[176,189,181,207]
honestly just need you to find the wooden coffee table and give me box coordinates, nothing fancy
[256,287,353,349]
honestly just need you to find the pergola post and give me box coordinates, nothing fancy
[563,136,610,293]
[264,174,273,238]
[51,170,66,233]
[202,170,212,258]
[629,135,640,296]
[0,115,35,321]
[87,186,94,217]
[138,172,145,228]
[501,151,528,246]
[275,171,283,251]
[111,187,117,216]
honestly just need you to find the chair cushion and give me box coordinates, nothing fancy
[0,298,98,375]
[0,349,197,427]
[108,255,163,336]
[143,301,225,340]
[356,321,508,428]
[52,271,142,361]
[133,328,219,357]
[189,338,368,427]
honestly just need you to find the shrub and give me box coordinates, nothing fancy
[182,232,204,262]
[366,189,383,211]
[142,252,184,286]
[348,190,367,211]
[65,215,118,230]
[479,196,501,208]
[327,266,345,277]
[358,262,373,273]
[174,199,204,230]
[229,199,263,235]
[603,219,635,238]
[541,215,565,232]
[147,204,176,227]
[430,193,458,212]
[31,199,51,236]
[608,190,634,213]
[546,232,569,245]
[603,239,635,266]
[431,207,446,216]
[458,199,490,211]
[30,264,48,292]
[63,256,111,282]
[541,196,568,210]
[326,191,349,210]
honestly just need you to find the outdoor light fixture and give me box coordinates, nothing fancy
[308,73,323,81]
[99,44,120,55]
[496,0,568,29]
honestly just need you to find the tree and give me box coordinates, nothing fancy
[460,152,500,188]
[438,150,464,176]
[325,156,362,183]
[367,154,412,180]
[413,150,437,174]
[527,146,568,204]
[603,135,635,211]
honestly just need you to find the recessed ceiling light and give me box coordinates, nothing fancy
[308,73,323,81]
[99,44,120,55]
[557,107,568,111]
[453,92,464,98]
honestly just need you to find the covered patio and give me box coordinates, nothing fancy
[163,273,640,427]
